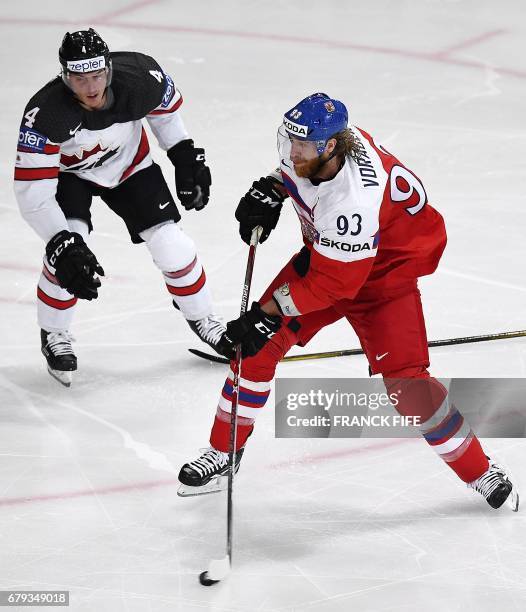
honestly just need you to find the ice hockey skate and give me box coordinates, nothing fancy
[468,458,519,511]
[178,446,244,497]
[40,329,77,387]
[173,301,234,359]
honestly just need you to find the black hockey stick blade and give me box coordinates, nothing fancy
[189,348,230,364]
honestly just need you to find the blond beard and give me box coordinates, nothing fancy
[294,151,331,178]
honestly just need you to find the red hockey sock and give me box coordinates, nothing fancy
[210,409,254,452]
[443,435,489,483]
[384,367,489,483]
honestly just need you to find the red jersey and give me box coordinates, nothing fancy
[272,126,447,317]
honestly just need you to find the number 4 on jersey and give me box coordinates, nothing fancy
[24,107,40,128]
[149,70,164,83]
[390,165,427,216]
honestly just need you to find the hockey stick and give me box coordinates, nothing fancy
[189,328,526,365]
[199,225,263,587]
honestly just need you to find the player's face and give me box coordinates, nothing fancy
[288,138,326,178]
[289,138,319,165]
[277,126,336,179]
[68,69,108,110]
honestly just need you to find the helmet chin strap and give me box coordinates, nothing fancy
[322,149,338,163]
[309,148,344,182]
[315,147,339,172]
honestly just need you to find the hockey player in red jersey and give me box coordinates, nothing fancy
[178,93,518,511]
[14,29,232,386]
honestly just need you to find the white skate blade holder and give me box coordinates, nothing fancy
[47,367,72,388]
[508,488,520,512]
[199,555,230,585]
[177,475,227,497]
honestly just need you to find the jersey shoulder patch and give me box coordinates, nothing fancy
[110,51,170,117]
[20,78,82,144]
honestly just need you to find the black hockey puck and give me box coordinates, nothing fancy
[199,571,220,586]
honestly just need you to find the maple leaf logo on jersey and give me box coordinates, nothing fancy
[60,144,120,171]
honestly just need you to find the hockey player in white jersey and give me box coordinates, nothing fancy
[14,29,232,386]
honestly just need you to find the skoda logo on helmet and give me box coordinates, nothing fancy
[283,118,308,138]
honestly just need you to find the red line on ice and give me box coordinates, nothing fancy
[269,438,419,469]
[90,0,163,24]
[433,29,507,58]
[0,18,523,80]
[0,477,180,507]
[0,441,419,506]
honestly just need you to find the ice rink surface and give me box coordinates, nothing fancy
[1,1,526,610]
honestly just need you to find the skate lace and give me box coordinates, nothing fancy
[47,331,75,356]
[195,315,226,345]
[190,447,228,478]
[469,464,506,499]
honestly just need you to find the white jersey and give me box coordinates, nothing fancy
[277,126,389,264]
[14,52,188,242]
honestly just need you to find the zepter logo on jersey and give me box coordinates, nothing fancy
[283,118,309,138]
[18,127,47,152]
[161,74,175,108]
[66,56,106,73]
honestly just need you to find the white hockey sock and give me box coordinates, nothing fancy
[140,222,214,320]
[217,368,272,419]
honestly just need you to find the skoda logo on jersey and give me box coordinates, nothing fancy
[320,237,372,253]
[283,118,309,138]
[66,56,106,73]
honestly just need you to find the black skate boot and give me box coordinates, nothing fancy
[40,329,77,387]
[173,301,234,359]
[177,446,244,497]
[468,458,519,511]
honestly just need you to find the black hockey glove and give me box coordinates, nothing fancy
[225,302,282,358]
[235,177,286,245]
[45,230,104,300]
[167,139,212,211]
